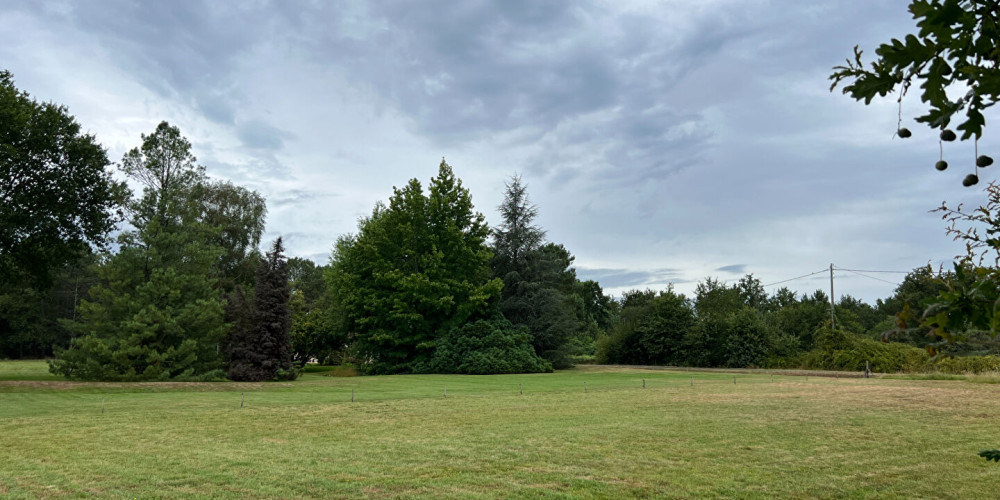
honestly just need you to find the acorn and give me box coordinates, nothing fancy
[935,160,948,171]
[940,129,957,141]
[898,128,912,138]
[977,155,994,167]
[963,173,980,187]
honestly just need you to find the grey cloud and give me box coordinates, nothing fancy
[64,1,261,120]
[716,264,747,274]
[269,189,335,208]
[303,252,331,265]
[576,267,691,289]
[3,0,961,304]
[204,154,292,184]
[30,0,748,190]
[296,1,745,143]
[237,120,292,151]
[197,93,237,125]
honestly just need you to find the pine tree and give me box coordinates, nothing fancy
[50,123,227,381]
[227,238,294,381]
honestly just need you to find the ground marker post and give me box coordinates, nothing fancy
[520,383,523,395]
[865,361,871,379]
[734,375,736,385]
[241,392,244,408]
[351,388,354,402]
[642,378,646,389]
[444,387,447,398]
[690,376,693,387]
[585,382,587,393]
[102,398,105,414]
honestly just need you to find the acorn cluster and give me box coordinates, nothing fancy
[897,127,992,187]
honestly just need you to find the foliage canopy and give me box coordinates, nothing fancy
[0,70,126,287]
[830,0,1000,140]
[329,160,507,374]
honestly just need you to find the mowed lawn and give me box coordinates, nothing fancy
[2,361,1000,499]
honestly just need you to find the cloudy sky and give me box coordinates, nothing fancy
[2,0,994,302]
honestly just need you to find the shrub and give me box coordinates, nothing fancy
[797,328,930,373]
[933,355,1000,374]
[424,318,553,374]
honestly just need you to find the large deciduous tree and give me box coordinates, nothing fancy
[329,160,505,374]
[195,180,267,291]
[830,1,1000,186]
[595,288,696,365]
[0,70,126,287]
[288,257,343,364]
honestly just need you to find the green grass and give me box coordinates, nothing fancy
[0,359,62,381]
[2,362,1000,498]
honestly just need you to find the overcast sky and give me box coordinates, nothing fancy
[2,0,994,302]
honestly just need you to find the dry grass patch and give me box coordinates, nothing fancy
[3,363,1000,498]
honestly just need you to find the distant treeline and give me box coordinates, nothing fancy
[596,268,1000,372]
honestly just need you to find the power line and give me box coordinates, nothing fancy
[762,269,828,287]
[839,269,899,286]
[833,267,909,274]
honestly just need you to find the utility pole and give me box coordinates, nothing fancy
[829,263,836,329]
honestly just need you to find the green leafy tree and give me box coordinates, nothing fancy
[723,308,774,368]
[683,276,777,367]
[49,123,227,380]
[0,70,126,288]
[596,288,696,365]
[578,279,615,331]
[329,160,504,374]
[287,257,343,363]
[830,1,1000,185]
[195,180,267,291]
[901,184,1000,355]
[773,290,831,351]
[694,278,744,320]
[227,238,295,381]
[0,253,99,358]
[288,257,328,303]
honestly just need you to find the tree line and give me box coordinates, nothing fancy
[5,67,1000,381]
[0,70,610,379]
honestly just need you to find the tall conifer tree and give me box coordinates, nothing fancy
[227,237,294,381]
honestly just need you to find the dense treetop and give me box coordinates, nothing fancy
[0,70,126,287]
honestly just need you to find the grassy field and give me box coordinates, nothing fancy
[2,361,1000,498]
